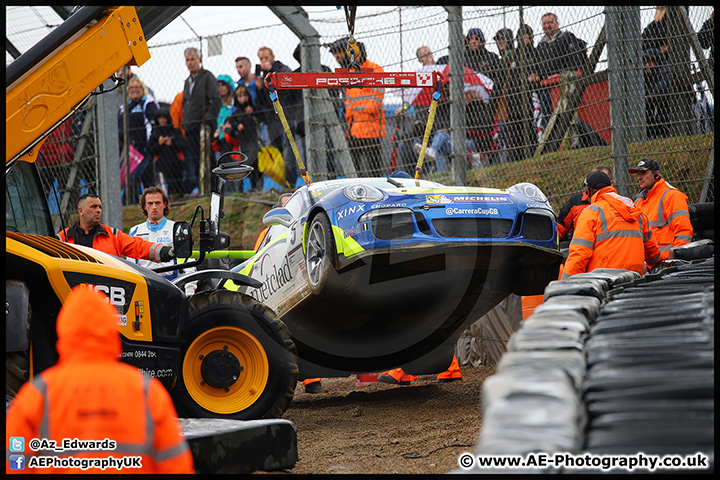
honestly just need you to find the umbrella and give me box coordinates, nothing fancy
[400,64,494,107]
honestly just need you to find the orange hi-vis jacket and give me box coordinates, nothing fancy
[58,223,166,262]
[345,59,386,139]
[5,286,195,474]
[562,186,661,279]
[634,177,693,260]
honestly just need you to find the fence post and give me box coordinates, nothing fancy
[300,37,327,179]
[666,6,695,138]
[96,79,123,229]
[624,7,645,146]
[445,5,467,186]
[606,6,632,198]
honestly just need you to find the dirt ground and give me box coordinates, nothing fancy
[259,364,496,475]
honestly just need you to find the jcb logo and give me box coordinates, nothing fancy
[91,285,126,308]
[63,273,137,316]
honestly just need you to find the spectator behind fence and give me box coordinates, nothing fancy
[698,9,714,71]
[129,187,197,296]
[416,45,436,67]
[182,47,221,197]
[329,37,386,177]
[5,285,195,474]
[254,46,302,188]
[170,91,184,133]
[292,42,342,179]
[215,75,237,143]
[414,81,493,172]
[643,47,671,140]
[642,6,669,55]
[118,76,159,198]
[115,65,156,111]
[492,28,521,163]
[235,56,260,105]
[228,85,262,191]
[629,158,693,261]
[527,12,588,132]
[517,24,544,142]
[463,28,503,85]
[392,45,439,174]
[562,170,660,279]
[147,109,186,198]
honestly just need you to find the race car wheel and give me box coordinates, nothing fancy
[306,212,337,295]
[172,290,298,420]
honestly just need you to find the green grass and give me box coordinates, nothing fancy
[464,133,714,213]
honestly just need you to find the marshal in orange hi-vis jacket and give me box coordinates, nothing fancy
[6,286,195,474]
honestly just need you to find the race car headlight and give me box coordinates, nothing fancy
[343,184,385,203]
[508,182,548,204]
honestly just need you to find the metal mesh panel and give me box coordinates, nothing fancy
[35,103,98,231]
[7,6,714,225]
[134,6,712,210]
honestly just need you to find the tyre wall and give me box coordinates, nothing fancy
[458,259,714,474]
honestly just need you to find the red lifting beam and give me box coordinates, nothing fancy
[268,69,442,90]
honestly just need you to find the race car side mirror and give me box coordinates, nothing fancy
[263,207,292,228]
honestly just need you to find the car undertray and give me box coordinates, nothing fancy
[282,243,563,377]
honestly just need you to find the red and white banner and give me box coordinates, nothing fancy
[268,69,443,90]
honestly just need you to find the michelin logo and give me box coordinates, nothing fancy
[427,194,510,204]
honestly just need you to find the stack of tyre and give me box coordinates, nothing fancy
[459,258,714,474]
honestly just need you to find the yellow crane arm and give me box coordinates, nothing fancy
[6,6,151,166]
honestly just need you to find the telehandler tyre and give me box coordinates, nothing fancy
[6,351,29,398]
[172,290,298,419]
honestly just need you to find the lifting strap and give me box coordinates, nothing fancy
[414,75,444,180]
[264,75,311,186]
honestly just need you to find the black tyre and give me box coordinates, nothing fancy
[6,351,29,397]
[172,290,298,420]
[305,213,336,295]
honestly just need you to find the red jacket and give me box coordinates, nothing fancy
[634,178,693,260]
[563,186,661,278]
[6,286,194,474]
[556,189,591,241]
[58,223,165,262]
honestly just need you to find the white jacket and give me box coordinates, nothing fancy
[128,217,197,296]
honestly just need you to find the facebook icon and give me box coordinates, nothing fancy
[9,455,25,470]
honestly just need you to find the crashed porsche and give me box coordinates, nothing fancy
[226,176,564,378]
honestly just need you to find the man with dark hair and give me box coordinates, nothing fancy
[182,47,222,196]
[58,193,174,263]
[463,27,502,85]
[557,165,614,242]
[629,158,693,260]
[129,187,197,295]
[562,169,660,279]
[234,56,259,105]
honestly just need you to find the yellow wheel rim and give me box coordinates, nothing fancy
[183,326,269,415]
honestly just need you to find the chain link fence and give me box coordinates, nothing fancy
[16,6,714,222]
